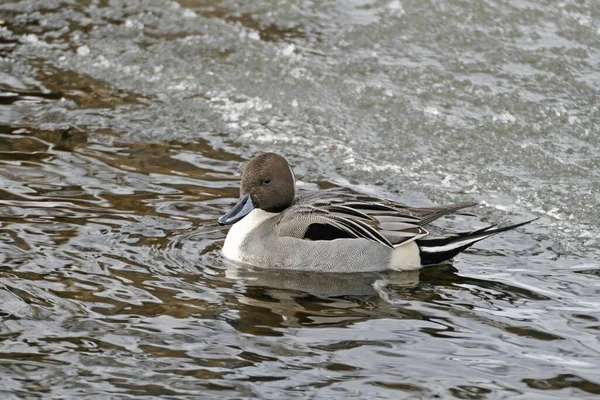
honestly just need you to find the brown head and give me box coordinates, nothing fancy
[218,153,295,225]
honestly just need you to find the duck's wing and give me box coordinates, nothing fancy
[276,190,477,248]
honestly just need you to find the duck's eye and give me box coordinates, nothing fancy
[263,179,271,185]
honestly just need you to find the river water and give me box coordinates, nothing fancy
[1,0,599,398]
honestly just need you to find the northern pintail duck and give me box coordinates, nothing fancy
[218,153,534,272]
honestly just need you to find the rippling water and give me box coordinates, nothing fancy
[1,0,599,398]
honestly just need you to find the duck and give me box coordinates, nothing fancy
[218,153,535,272]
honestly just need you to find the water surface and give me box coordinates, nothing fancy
[1,0,599,398]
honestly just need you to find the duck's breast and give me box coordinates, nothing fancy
[222,209,279,263]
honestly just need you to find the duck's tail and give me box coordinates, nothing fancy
[416,219,537,266]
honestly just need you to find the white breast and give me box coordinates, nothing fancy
[222,209,278,262]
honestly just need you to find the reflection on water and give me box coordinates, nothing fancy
[1,0,600,398]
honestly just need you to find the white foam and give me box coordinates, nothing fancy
[281,44,295,57]
[493,111,516,124]
[182,9,197,19]
[77,45,90,56]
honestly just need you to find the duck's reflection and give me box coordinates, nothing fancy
[225,260,420,296]
[223,260,421,332]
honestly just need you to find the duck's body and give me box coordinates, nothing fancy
[222,207,421,272]
[218,153,534,272]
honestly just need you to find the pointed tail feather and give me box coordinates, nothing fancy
[417,218,537,266]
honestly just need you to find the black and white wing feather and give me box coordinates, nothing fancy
[276,190,476,248]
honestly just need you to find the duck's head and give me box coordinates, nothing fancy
[218,153,295,225]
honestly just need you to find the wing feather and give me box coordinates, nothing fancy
[277,190,477,248]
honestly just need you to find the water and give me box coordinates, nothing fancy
[1,0,599,398]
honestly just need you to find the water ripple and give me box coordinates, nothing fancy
[1,0,599,398]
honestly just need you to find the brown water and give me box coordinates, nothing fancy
[1,0,599,399]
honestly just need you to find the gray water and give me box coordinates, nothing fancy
[1,0,599,398]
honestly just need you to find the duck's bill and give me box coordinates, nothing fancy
[218,193,254,225]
